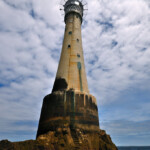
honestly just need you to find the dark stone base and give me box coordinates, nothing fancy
[37,90,99,138]
[0,128,118,150]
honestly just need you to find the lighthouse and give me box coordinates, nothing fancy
[37,0,99,138]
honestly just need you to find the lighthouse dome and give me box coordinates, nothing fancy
[64,0,83,19]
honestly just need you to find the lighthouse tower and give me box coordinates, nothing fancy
[37,0,99,138]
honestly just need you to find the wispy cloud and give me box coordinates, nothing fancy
[83,0,150,105]
[101,119,150,146]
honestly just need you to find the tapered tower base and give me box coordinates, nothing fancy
[37,90,99,138]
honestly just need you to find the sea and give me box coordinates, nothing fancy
[117,147,150,150]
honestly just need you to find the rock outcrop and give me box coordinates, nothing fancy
[0,128,118,150]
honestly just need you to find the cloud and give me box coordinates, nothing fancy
[101,119,150,146]
[0,0,150,145]
[0,0,63,140]
[83,0,150,105]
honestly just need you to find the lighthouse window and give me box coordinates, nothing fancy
[68,45,71,48]
[69,31,72,35]
[77,54,80,57]
[77,39,79,42]
[75,1,79,5]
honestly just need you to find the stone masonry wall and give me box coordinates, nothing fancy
[36,90,99,138]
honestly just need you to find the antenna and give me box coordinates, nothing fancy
[59,0,65,16]
[83,0,88,20]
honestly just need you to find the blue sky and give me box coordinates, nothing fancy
[0,0,150,146]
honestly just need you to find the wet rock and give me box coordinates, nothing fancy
[0,128,118,150]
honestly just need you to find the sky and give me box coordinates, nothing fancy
[0,0,150,146]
